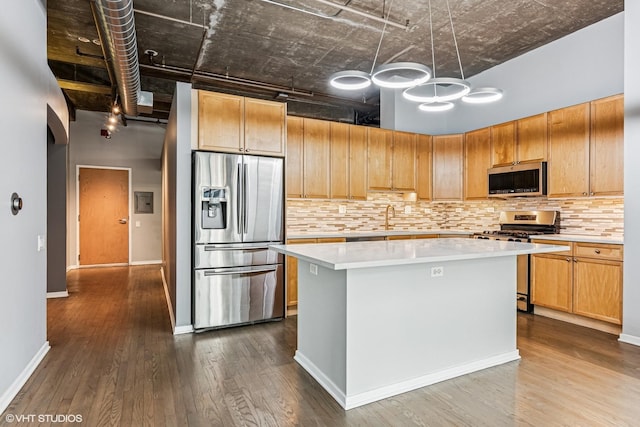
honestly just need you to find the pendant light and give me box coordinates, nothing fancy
[403,0,469,105]
[329,0,431,91]
[461,87,504,103]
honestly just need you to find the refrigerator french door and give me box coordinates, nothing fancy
[193,151,284,330]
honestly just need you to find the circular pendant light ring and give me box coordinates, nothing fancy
[461,87,504,103]
[329,70,372,90]
[371,62,432,89]
[418,101,455,112]
[403,77,471,103]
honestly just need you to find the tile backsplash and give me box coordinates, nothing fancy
[286,194,624,237]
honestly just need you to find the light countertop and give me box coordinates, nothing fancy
[286,230,472,240]
[270,238,568,270]
[530,234,623,245]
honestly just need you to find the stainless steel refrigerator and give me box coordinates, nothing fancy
[192,151,284,330]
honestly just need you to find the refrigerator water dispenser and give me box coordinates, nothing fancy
[201,188,227,229]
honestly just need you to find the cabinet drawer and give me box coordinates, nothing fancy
[574,243,623,261]
[531,239,573,256]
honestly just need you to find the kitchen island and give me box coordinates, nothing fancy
[270,238,568,409]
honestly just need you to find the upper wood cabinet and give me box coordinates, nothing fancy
[286,116,304,198]
[464,127,491,200]
[197,90,286,156]
[244,98,286,156]
[548,102,591,198]
[367,129,416,192]
[198,91,244,152]
[491,116,547,167]
[490,121,516,166]
[590,94,624,196]
[303,118,331,198]
[330,122,350,199]
[348,125,368,200]
[367,128,394,190]
[392,131,417,191]
[433,134,463,200]
[416,134,432,201]
[516,113,548,164]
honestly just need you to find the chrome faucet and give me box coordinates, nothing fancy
[385,204,396,230]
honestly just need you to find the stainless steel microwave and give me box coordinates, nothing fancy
[488,162,547,197]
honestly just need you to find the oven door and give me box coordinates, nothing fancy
[193,264,284,330]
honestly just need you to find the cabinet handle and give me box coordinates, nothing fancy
[594,249,601,254]
[239,148,243,152]
[573,258,578,263]
[566,257,571,262]
[582,192,588,196]
[590,192,594,196]
[246,149,250,153]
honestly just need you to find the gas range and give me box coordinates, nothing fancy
[473,210,560,313]
[473,210,560,242]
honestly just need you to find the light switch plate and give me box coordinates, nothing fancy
[37,234,46,252]
[310,264,318,275]
[135,221,141,228]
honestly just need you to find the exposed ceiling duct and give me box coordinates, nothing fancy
[91,0,140,116]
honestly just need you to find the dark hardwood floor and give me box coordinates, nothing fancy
[2,265,640,426]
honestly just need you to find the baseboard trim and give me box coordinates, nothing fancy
[66,265,77,272]
[619,334,640,347]
[533,306,622,335]
[160,266,177,332]
[77,263,128,269]
[0,341,50,415]
[130,260,162,266]
[294,349,520,410]
[174,325,194,335]
[46,291,69,299]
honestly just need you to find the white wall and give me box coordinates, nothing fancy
[384,12,624,134]
[0,0,50,412]
[621,2,640,344]
[67,111,165,267]
[161,82,193,331]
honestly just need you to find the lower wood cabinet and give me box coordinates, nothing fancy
[531,240,623,324]
[285,237,346,308]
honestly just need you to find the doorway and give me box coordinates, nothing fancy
[77,166,131,266]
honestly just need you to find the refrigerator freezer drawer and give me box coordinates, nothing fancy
[194,244,283,269]
[193,265,284,329]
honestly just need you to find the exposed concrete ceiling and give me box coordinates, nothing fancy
[47,0,623,124]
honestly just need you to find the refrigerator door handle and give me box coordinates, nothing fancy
[204,245,271,251]
[204,266,278,276]
[236,163,243,235]
[243,162,248,234]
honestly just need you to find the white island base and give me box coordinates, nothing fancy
[294,256,520,410]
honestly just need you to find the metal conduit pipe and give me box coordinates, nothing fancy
[92,0,140,116]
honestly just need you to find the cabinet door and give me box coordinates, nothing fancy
[302,118,331,198]
[573,258,623,324]
[416,134,432,201]
[286,116,304,198]
[285,238,316,308]
[330,122,350,199]
[244,98,285,156]
[349,125,368,200]
[590,94,624,196]
[198,91,243,152]
[367,127,393,190]
[548,103,590,197]
[491,121,516,166]
[517,113,547,164]
[432,134,463,200]
[392,131,417,191]
[464,127,491,200]
[531,254,573,312]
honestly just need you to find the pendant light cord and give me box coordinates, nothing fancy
[370,0,396,74]
[445,0,465,80]
[428,0,436,78]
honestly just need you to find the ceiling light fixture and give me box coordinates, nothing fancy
[419,101,454,112]
[403,0,502,112]
[329,0,431,91]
